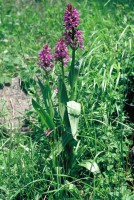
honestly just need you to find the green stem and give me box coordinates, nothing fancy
[61,61,64,81]
[70,48,76,99]
[71,48,76,77]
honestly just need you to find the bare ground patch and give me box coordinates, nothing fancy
[0,77,31,129]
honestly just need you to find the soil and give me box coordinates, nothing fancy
[0,77,31,129]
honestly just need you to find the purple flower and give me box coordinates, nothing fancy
[38,44,54,72]
[54,38,70,66]
[64,30,84,49]
[64,4,80,30]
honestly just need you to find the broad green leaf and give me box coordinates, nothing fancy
[38,78,54,118]
[67,101,81,140]
[58,78,69,126]
[79,160,100,174]
[32,99,54,129]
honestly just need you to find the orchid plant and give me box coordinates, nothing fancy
[32,4,84,174]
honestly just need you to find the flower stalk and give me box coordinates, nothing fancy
[61,61,65,81]
[70,48,76,99]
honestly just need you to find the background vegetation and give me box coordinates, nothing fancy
[0,0,134,199]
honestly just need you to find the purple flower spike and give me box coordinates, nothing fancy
[54,38,70,66]
[38,44,54,72]
[64,30,84,50]
[64,4,80,30]
[63,4,84,50]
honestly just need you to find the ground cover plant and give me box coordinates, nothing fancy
[0,0,134,199]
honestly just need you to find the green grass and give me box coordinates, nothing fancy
[0,0,134,199]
